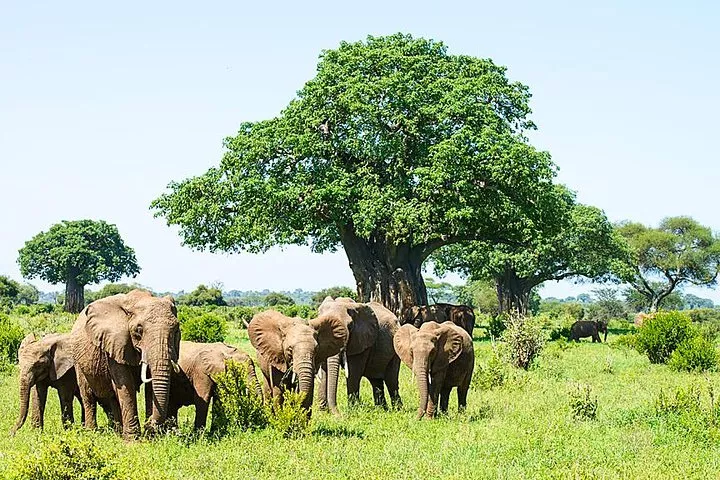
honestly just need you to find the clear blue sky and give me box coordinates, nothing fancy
[1,1,718,301]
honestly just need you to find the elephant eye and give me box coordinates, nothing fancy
[134,325,143,336]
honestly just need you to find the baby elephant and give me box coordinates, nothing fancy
[11,333,80,434]
[569,320,608,343]
[394,321,474,419]
[162,341,263,430]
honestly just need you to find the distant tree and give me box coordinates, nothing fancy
[15,283,40,306]
[455,279,499,315]
[264,292,295,307]
[178,284,226,307]
[624,286,684,313]
[614,217,720,312]
[311,286,357,307]
[585,288,628,323]
[87,283,141,304]
[576,293,592,304]
[0,276,20,307]
[17,220,140,313]
[683,293,714,310]
[151,34,562,315]
[433,192,626,315]
[424,277,457,304]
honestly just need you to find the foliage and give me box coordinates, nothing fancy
[684,294,715,309]
[310,286,357,307]
[687,308,720,324]
[8,432,118,480]
[584,287,629,323]
[568,383,598,420]
[548,314,576,341]
[539,299,585,321]
[263,292,295,307]
[487,313,507,339]
[0,276,20,307]
[267,392,310,439]
[424,277,457,304]
[614,217,720,311]
[210,360,268,435]
[86,283,139,303]
[455,279,498,315]
[500,314,544,369]
[668,335,718,372]
[15,283,39,306]
[472,347,508,389]
[635,310,694,364]
[179,311,227,343]
[177,284,226,307]
[0,313,25,365]
[624,285,684,312]
[654,384,703,417]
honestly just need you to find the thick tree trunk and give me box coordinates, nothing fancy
[64,272,85,314]
[340,227,427,317]
[495,268,534,316]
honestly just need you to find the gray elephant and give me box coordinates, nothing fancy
[316,297,402,414]
[394,321,474,419]
[403,303,475,336]
[569,320,607,342]
[71,290,181,439]
[248,310,347,415]
[11,333,79,434]
[161,341,263,430]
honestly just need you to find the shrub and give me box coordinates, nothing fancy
[210,360,267,436]
[668,335,718,372]
[655,384,703,416]
[268,391,310,439]
[180,312,227,343]
[635,310,693,364]
[687,308,720,324]
[500,314,544,370]
[0,313,25,365]
[9,432,118,480]
[613,333,637,349]
[568,383,598,420]
[487,313,507,339]
[472,347,508,389]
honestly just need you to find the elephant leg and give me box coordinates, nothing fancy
[193,395,210,430]
[109,363,140,439]
[34,383,48,430]
[384,357,402,409]
[346,350,370,407]
[29,385,41,429]
[78,376,98,430]
[316,361,329,411]
[457,384,469,413]
[107,397,123,433]
[369,378,387,409]
[74,389,85,424]
[58,383,76,427]
[439,386,452,414]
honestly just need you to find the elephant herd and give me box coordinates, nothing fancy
[10,290,477,439]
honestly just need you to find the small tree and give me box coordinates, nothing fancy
[614,217,720,312]
[0,276,20,307]
[178,284,226,306]
[16,283,40,306]
[17,220,140,313]
[264,292,295,307]
[311,286,356,307]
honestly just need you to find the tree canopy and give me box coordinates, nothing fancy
[614,216,720,312]
[432,188,625,314]
[17,220,140,313]
[151,33,561,314]
[311,286,357,307]
[263,292,295,307]
[178,284,226,307]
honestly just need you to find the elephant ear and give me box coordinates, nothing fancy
[345,304,379,355]
[198,347,229,376]
[84,294,140,366]
[49,335,74,381]
[19,333,36,351]
[393,324,417,368]
[433,323,464,371]
[248,311,293,370]
[309,315,349,362]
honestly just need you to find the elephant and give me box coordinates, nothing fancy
[71,289,181,439]
[569,320,607,342]
[403,303,475,336]
[394,321,474,419]
[248,310,347,415]
[161,341,264,430]
[11,333,80,434]
[316,297,402,414]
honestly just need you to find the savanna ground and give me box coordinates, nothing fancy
[2,321,720,479]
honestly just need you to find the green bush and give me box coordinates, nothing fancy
[180,312,227,343]
[268,391,310,439]
[568,383,597,420]
[210,360,267,436]
[0,313,25,365]
[635,310,693,364]
[9,432,118,480]
[488,313,508,339]
[687,308,720,324]
[472,348,508,389]
[668,335,718,372]
[613,333,637,349]
[655,384,703,416]
[500,314,544,370]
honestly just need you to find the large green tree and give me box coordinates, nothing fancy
[614,217,720,312]
[151,34,560,314]
[433,190,625,314]
[18,220,140,313]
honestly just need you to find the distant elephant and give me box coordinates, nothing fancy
[248,310,347,415]
[71,290,181,439]
[394,321,474,419]
[316,297,402,414]
[11,333,79,434]
[403,303,475,336]
[569,320,607,342]
[162,341,264,430]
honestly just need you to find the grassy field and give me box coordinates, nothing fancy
[2,326,720,479]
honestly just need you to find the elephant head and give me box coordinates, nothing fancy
[248,310,347,411]
[84,289,180,429]
[402,306,422,326]
[193,342,264,400]
[394,322,465,419]
[11,333,74,435]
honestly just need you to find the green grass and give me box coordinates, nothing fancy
[3,328,720,479]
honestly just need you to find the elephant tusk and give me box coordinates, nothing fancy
[291,371,297,386]
[428,375,432,386]
[171,360,180,374]
[141,362,152,384]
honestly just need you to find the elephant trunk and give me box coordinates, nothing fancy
[246,361,263,401]
[326,353,341,415]
[11,377,32,435]
[295,354,315,413]
[144,343,173,431]
[414,361,430,420]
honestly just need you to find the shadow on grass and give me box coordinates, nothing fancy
[312,425,365,439]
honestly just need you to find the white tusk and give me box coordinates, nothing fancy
[291,371,297,385]
[141,362,152,384]
[428,375,432,386]
[171,360,180,374]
